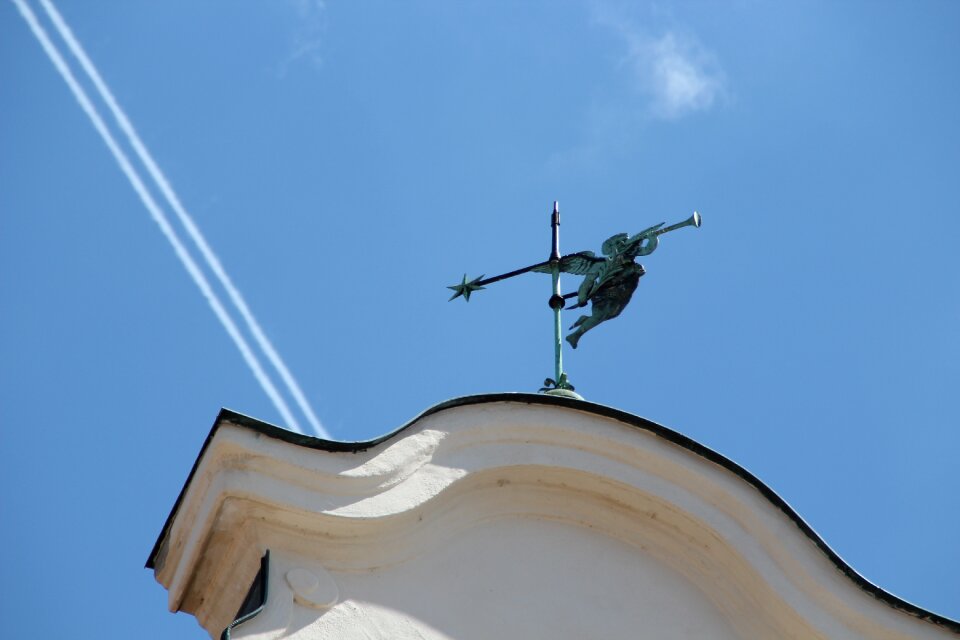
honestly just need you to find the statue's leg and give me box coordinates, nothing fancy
[566,315,601,349]
[569,315,589,330]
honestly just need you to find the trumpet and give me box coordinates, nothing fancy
[630,211,701,257]
[656,211,701,236]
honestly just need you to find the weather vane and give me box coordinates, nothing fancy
[448,202,701,398]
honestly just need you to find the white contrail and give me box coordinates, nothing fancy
[38,0,329,438]
[13,0,306,435]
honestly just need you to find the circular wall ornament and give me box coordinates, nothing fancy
[285,567,339,609]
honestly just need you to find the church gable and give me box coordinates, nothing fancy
[148,395,960,639]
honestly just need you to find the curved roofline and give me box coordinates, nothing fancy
[146,392,959,633]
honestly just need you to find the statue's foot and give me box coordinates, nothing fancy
[566,333,580,350]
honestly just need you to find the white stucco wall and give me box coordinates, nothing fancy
[241,517,741,640]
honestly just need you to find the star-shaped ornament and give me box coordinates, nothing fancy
[447,274,486,301]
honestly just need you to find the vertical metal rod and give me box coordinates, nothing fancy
[550,201,563,385]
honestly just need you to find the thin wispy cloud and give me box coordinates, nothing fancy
[278,0,327,76]
[546,6,728,173]
[641,32,725,119]
[15,0,330,438]
[594,7,726,120]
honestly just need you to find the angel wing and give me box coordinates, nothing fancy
[531,251,604,275]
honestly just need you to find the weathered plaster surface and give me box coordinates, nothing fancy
[149,398,958,639]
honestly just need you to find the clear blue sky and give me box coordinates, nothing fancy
[2,1,958,637]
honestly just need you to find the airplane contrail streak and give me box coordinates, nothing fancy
[38,0,329,438]
[12,0,306,435]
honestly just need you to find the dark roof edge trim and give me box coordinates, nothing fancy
[145,392,959,633]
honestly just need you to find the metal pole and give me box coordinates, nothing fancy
[550,201,563,385]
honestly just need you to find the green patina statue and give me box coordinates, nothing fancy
[542,214,700,348]
[447,203,700,395]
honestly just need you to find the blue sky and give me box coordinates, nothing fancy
[2,1,958,637]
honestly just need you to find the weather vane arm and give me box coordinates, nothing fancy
[447,264,541,301]
[449,211,700,304]
[447,253,604,301]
